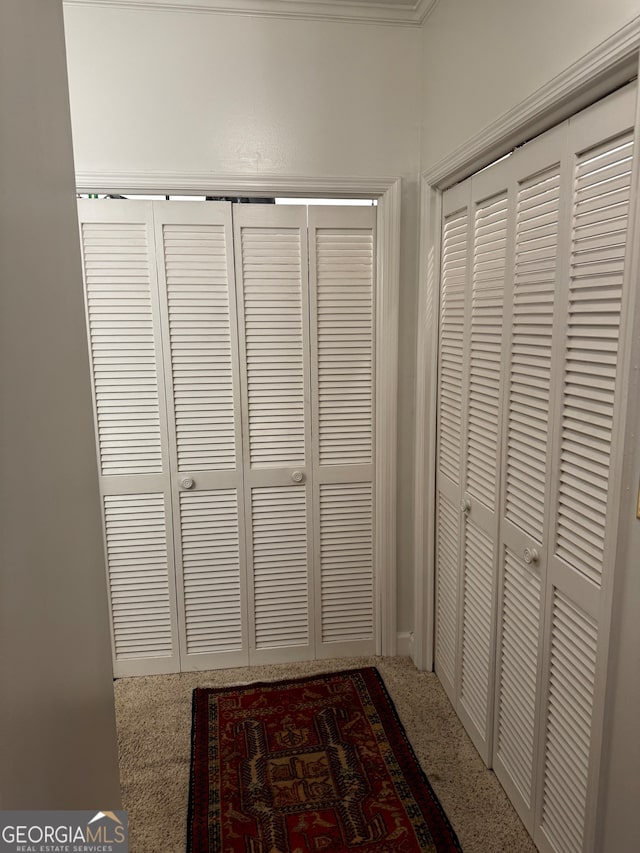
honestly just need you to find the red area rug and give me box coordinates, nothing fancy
[187,667,462,852]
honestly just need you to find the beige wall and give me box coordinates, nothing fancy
[0,0,121,808]
[63,4,423,634]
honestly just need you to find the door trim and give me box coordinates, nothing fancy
[75,171,401,657]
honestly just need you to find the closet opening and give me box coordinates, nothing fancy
[76,187,397,680]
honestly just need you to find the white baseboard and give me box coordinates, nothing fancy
[396,631,414,659]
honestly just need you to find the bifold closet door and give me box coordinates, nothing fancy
[434,181,471,702]
[534,83,637,853]
[456,167,512,763]
[492,123,567,830]
[81,199,380,675]
[233,205,315,664]
[308,205,377,658]
[153,202,248,671]
[435,81,638,853]
[493,85,638,852]
[435,170,511,764]
[78,200,180,677]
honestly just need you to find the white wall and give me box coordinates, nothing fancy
[421,2,640,849]
[421,0,640,170]
[0,0,121,808]
[63,3,423,634]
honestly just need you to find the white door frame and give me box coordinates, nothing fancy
[76,171,402,658]
[413,15,640,851]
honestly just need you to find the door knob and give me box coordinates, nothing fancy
[291,470,305,483]
[181,477,195,490]
[524,547,539,565]
[461,497,471,513]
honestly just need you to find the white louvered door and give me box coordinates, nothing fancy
[534,84,637,853]
[434,82,638,853]
[154,202,248,671]
[492,125,568,830]
[434,182,471,702]
[78,201,180,677]
[308,206,377,658]
[81,199,380,675]
[233,205,315,664]
[457,167,512,763]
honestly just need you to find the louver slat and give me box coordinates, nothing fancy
[435,493,459,687]
[240,227,305,468]
[438,210,468,484]
[320,483,373,642]
[180,489,242,655]
[316,230,374,466]
[496,549,541,807]
[460,517,494,734]
[467,194,508,507]
[163,224,236,471]
[506,169,560,539]
[251,486,309,648]
[541,592,598,853]
[82,222,162,476]
[104,494,173,659]
[555,132,633,584]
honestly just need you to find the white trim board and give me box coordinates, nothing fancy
[76,171,401,659]
[396,631,414,658]
[63,0,438,27]
[75,172,398,197]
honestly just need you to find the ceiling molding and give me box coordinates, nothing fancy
[63,0,439,27]
[415,0,438,23]
[424,13,640,187]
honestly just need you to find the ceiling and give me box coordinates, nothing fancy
[63,0,439,26]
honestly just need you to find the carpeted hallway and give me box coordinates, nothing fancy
[114,656,536,852]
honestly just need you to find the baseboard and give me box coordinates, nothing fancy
[396,631,414,659]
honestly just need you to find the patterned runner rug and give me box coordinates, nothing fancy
[188,667,462,852]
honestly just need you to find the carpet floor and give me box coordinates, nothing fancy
[114,656,536,853]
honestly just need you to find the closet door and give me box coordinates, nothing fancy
[435,170,512,763]
[434,82,637,853]
[535,83,637,853]
[78,200,180,676]
[434,182,472,702]
[308,205,377,658]
[154,201,248,671]
[456,166,513,763]
[492,125,568,829]
[233,205,315,664]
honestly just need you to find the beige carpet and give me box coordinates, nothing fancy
[114,656,536,852]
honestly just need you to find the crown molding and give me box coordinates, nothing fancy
[63,0,438,27]
[415,0,437,23]
[423,13,640,187]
